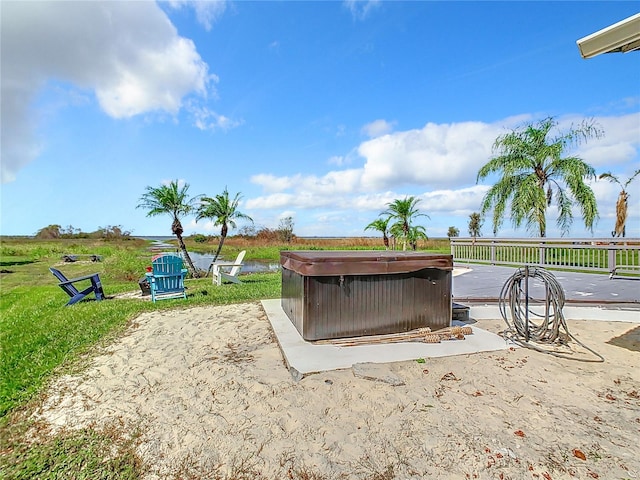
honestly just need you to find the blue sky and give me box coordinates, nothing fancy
[1,1,639,239]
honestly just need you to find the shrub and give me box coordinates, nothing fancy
[191,234,208,243]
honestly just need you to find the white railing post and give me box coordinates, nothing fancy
[607,246,616,277]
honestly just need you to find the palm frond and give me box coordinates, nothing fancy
[477,116,601,236]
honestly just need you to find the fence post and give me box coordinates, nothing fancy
[490,240,496,265]
[607,246,616,278]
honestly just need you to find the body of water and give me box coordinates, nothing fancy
[147,240,280,274]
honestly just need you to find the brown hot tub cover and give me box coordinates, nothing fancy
[280,250,453,277]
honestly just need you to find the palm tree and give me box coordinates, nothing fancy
[364,217,391,249]
[137,180,200,277]
[196,187,253,267]
[407,224,428,251]
[477,117,602,237]
[599,169,640,237]
[384,196,429,250]
[468,212,483,239]
[447,226,460,238]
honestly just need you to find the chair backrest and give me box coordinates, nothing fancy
[229,250,246,277]
[152,254,184,273]
[49,267,79,296]
[151,254,185,292]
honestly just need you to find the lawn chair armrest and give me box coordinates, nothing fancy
[58,273,101,285]
[146,273,185,278]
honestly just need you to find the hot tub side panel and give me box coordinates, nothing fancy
[281,267,305,335]
[298,268,451,340]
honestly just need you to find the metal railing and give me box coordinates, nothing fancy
[450,238,640,278]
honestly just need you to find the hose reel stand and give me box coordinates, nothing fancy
[498,266,604,362]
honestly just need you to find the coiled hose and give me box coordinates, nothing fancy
[499,266,604,362]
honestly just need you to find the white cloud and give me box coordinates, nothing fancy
[361,119,395,138]
[250,174,302,193]
[350,191,398,211]
[251,169,363,196]
[359,121,500,190]
[0,1,218,183]
[243,114,638,237]
[186,218,217,232]
[191,104,243,131]
[343,0,381,20]
[247,115,639,208]
[167,0,228,31]
[245,193,295,210]
[418,186,490,214]
[328,155,346,166]
[573,112,640,168]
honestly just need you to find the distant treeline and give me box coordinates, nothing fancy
[33,220,295,243]
[34,224,133,240]
[190,219,295,244]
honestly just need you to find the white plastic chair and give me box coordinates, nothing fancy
[212,250,246,286]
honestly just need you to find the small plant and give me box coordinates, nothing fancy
[277,216,295,243]
[468,212,483,238]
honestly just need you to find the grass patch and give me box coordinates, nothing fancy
[0,419,145,480]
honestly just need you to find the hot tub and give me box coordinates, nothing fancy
[280,250,453,341]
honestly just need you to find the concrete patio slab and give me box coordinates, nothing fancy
[261,299,511,378]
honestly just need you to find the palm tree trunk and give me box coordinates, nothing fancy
[536,205,546,238]
[212,223,229,263]
[402,222,409,251]
[614,192,628,238]
[171,217,199,277]
[212,235,226,263]
[176,233,199,277]
[204,237,226,278]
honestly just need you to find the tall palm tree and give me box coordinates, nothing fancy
[599,169,640,237]
[384,196,429,250]
[196,187,253,266]
[364,217,391,249]
[477,117,602,237]
[406,224,428,251]
[137,180,200,277]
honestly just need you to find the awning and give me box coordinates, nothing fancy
[577,13,640,59]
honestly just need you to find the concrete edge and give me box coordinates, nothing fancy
[467,304,640,323]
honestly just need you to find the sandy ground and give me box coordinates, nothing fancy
[31,302,640,479]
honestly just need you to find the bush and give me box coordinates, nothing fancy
[191,234,208,243]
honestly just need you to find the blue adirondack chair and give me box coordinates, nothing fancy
[49,267,105,306]
[145,254,187,302]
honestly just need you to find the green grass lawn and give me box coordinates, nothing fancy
[1,236,452,479]
[0,238,283,479]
